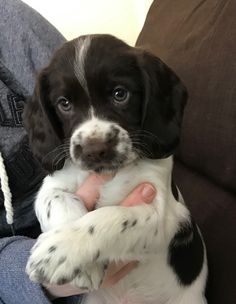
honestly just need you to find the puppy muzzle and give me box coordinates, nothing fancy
[70,118,137,172]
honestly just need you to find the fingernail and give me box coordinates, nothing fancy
[141,184,156,202]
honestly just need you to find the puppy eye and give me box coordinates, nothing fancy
[112,86,130,106]
[57,96,72,112]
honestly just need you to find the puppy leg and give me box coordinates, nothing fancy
[26,204,187,289]
[35,161,88,231]
[35,187,87,232]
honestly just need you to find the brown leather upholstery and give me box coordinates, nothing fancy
[136,1,236,303]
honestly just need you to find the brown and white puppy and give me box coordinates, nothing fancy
[24,34,207,304]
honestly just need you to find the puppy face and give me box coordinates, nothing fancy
[23,34,187,173]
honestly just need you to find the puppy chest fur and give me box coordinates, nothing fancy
[32,158,207,304]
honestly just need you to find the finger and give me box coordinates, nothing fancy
[101,261,138,288]
[103,261,127,277]
[75,173,112,210]
[121,183,156,207]
[44,283,87,297]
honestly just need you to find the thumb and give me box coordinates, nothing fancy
[121,183,156,207]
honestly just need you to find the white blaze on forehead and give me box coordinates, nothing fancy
[74,36,92,96]
[89,106,95,119]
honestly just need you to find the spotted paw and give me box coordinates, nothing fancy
[26,227,106,291]
[71,263,105,290]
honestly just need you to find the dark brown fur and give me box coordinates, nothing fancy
[23,34,187,172]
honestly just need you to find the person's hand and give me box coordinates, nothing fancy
[44,261,139,298]
[44,174,156,298]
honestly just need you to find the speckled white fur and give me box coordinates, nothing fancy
[28,156,207,304]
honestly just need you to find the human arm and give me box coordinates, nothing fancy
[0,236,55,304]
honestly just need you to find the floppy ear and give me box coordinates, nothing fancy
[139,51,187,158]
[23,69,64,172]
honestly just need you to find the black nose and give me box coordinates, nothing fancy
[82,139,115,163]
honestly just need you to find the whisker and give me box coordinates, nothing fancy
[131,141,152,158]
[130,129,162,144]
[129,130,162,151]
[130,137,153,151]
[52,150,69,169]
[42,143,70,162]
[131,140,151,152]
[132,146,149,159]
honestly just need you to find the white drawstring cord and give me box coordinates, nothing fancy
[0,151,14,233]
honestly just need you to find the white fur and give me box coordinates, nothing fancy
[74,36,91,96]
[27,156,207,304]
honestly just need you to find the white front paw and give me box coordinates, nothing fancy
[37,191,88,232]
[26,228,107,291]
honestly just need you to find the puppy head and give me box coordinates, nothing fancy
[23,34,187,173]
